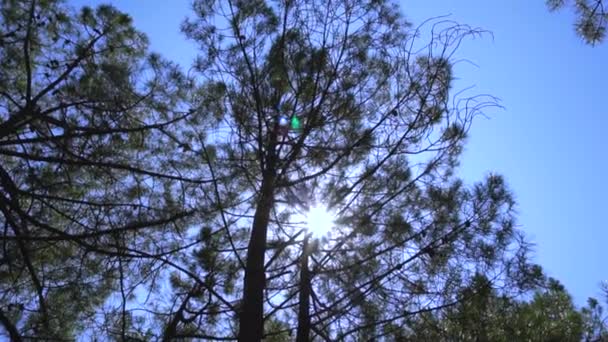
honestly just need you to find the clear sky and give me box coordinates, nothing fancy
[401,0,608,306]
[70,0,608,306]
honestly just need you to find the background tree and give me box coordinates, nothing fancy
[580,283,608,341]
[403,276,587,341]
[546,0,607,45]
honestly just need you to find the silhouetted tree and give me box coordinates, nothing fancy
[178,0,540,340]
[0,0,211,340]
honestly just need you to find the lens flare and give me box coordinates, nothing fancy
[305,205,335,238]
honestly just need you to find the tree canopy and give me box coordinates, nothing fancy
[0,0,605,341]
[404,277,608,341]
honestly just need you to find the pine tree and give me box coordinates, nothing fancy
[178,0,541,340]
[404,276,587,341]
[0,0,207,339]
[580,283,608,341]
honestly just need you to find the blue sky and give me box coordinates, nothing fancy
[71,0,608,305]
[401,0,608,306]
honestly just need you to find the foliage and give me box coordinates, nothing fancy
[1,0,598,341]
[547,0,608,45]
[0,0,210,339]
[402,276,608,342]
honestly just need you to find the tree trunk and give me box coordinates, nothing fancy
[296,234,312,342]
[238,172,276,342]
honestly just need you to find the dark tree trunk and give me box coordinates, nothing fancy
[296,234,312,342]
[238,172,276,342]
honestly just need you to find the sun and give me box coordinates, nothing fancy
[305,205,336,238]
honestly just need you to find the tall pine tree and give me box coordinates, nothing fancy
[179,0,542,340]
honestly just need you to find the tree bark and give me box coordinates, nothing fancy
[238,172,276,342]
[296,234,312,342]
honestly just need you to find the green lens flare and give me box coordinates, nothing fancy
[291,116,300,130]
